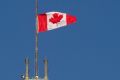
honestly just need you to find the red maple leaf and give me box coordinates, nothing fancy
[49,13,63,24]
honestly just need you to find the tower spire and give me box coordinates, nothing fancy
[44,58,48,80]
[25,58,29,80]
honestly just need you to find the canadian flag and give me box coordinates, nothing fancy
[37,12,76,32]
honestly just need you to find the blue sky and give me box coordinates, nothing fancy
[0,0,120,80]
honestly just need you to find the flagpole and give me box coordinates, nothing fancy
[35,0,38,79]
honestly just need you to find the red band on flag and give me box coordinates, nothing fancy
[37,14,47,32]
[66,14,76,25]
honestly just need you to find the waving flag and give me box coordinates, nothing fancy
[37,12,76,32]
